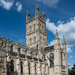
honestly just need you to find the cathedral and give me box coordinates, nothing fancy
[0,5,68,75]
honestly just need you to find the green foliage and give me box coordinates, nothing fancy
[69,63,75,75]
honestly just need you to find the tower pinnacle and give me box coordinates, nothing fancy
[26,8,30,23]
[26,8,30,16]
[55,29,58,39]
[35,4,39,17]
[42,9,46,23]
[42,9,45,17]
[63,36,66,44]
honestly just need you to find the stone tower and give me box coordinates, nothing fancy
[26,4,48,50]
[62,36,68,75]
[54,30,62,75]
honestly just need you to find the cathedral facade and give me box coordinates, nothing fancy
[0,5,68,75]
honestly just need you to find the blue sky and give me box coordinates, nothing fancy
[0,0,75,69]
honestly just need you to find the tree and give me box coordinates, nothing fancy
[69,63,75,75]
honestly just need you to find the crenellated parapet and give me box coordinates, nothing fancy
[0,36,48,62]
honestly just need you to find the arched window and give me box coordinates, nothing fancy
[30,38,32,44]
[20,61,23,75]
[28,63,30,74]
[18,48,20,54]
[10,60,14,73]
[34,24,35,31]
[34,37,36,42]
[7,62,10,75]
[43,38,45,42]
[43,54,46,61]
[50,53,54,59]
[30,26,31,32]
[50,60,54,68]
[11,45,13,51]
[2,42,3,46]
[35,64,36,74]
[50,53,54,68]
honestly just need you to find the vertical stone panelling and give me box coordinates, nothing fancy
[16,59,21,75]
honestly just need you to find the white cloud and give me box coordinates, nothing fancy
[49,40,54,46]
[67,47,72,53]
[46,17,75,53]
[68,63,73,69]
[16,2,22,12]
[46,17,75,45]
[0,0,14,10]
[36,0,60,7]
[69,56,73,59]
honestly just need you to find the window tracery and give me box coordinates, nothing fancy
[50,53,54,68]
[20,61,23,75]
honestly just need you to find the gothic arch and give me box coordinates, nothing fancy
[2,42,3,46]
[50,53,54,68]
[10,60,14,73]
[30,26,31,32]
[18,48,20,54]
[20,61,23,75]
[34,37,36,42]
[34,24,35,31]
[11,45,13,51]
[50,53,54,59]
[28,62,30,74]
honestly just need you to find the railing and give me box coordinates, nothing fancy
[30,16,35,21]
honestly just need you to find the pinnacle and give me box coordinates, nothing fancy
[43,9,45,14]
[15,39,17,43]
[7,36,9,39]
[42,9,46,18]
[63,36,66,44]
[36,3,38,8]
[36,3,39,10]
[27,8,30,15]
[55,29,58,39]
[22,42,24,45]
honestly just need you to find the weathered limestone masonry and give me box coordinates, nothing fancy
[0,4,68,75]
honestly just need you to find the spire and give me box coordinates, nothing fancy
[55,29,58,39]
[42,9,45,17]
[35,4,39,17]
[63,36,66,44]
[42,9,46,23]
[22,42,24,45]
[7,36,9,40]
[36,4,39,9]
[26,8,30,23]
[15,39,17,43]
[26,8,30,16]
